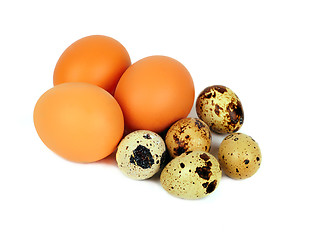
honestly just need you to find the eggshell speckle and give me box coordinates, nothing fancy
[165,118,211,158]
[196,85,244,133]
[116,130,166,180]
[218,133,261,179]
[160,151,222,199]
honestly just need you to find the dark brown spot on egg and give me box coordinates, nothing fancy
[160,151,168,168]
[130,145,154,169]
[227,101,243,126]
[225,134,234,140]
[236,168,239,173]
[195,119,205,129]
[180,163,185,168]
[237,101,244,125]
[178,124,188,134]
[244,159,250,164]
[206,180,217,193]
[173,133,179,143]
[185,135,190,139]
[143,134,152,139]
[174,146,187,156]
[200,153,210,161]
[204,93,212,98]
[202,182,209,188]
[195,160,213,180]
[196,166,212,180]
[214,104,222,116]
[173,134,188,156]
[213,85,227,94]
[232,126,240,133]
[186,151,192,155]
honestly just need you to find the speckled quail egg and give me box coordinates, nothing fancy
[218,133,261,179]
[116,130,166,180]
[160,151,222,199]
[196,85,244,133]
[165,118,211,159]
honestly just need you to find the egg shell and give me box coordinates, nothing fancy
[116,130,166,180]
[160,151,222,200]
[165,118,211,158]
[33,82,124,163]
[218,133,261,179]
[53,35,131,94]
[196,85,244,133]
[114,55,195,133]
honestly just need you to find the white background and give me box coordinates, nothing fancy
[1,0,319,239]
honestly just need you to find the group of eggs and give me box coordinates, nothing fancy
[33,35,262,200]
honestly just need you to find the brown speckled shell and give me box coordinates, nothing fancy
[218,133,261,179]
[165,118,211,158]
[160,151,222,200]
[116,130,166,180]
[196,85,244,133]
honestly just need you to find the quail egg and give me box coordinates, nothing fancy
[218,133,261,179]
[116,130,166,180]
[196,85,244,133]
[160,151,222,199]
[165,118,211,158]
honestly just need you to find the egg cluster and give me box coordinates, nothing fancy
[34,35,261,200]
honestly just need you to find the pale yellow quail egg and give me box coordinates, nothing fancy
[160,151,222,199]
[218,133,261,179]
[165,118,211,159]
[116,130,166,180]
[196,85,244,133]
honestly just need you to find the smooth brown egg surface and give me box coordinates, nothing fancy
[114,55,195,133]
[53,35,131,94]
[33,82,124,163]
